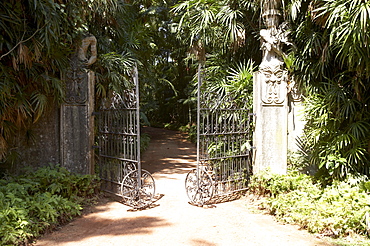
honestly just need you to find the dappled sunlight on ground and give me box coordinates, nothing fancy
[36,199,171,246]
[35,127,334,246]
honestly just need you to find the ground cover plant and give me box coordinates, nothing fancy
[248,171,370,245]
[0,165,100,246]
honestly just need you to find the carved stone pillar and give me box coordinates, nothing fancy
[253,67,288,174]
[60,36,97,175]
[253,3,289,174]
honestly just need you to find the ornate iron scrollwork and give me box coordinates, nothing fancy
[97,65,156,209]
[185,66,253,206]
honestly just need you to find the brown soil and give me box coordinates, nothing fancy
[35,127,334,246]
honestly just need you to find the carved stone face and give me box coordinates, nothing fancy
[260,65,286,105]
[264,67,283,83]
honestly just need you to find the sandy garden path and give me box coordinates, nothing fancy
[35,127,333,246]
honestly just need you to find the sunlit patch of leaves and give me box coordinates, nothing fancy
[0,165,100,245]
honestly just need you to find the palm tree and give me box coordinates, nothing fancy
[171,0,260,120]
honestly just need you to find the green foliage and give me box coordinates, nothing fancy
[249,171,370,240]
[249,170,318,197]
[172,0,260,59]
[0,165,100,245]
[298,81,370,181]
[0,0,131,166]
[287,0,370,180]
[200,59,255,108]
[161,0,260,128]
[179,124,197,142]
[140,132,151,153]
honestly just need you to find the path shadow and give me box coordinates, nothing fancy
[37,214,171,245]
[103,191,165,212]
[142,127,251,207]
[190,239,218,246]
[206,191,246,206]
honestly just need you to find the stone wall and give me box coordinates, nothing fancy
[14,106,61,174]
[10,36,97,176]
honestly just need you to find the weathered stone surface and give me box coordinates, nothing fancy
[252,1,303,175]
[60,70,95,175]
[11,37,97,176]
[59,36,97,175]
[287,90,305,153]
[15,106,61,173]
[253,71,288,174]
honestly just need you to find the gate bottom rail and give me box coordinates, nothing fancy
[185,166,249,206]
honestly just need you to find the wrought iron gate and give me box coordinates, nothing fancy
[96,66,155,209]
[185,65,254,206]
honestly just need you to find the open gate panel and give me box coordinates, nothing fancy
[97,108,138,195]
[199,108,253,197]
[185,65,254,206]
[96,66,156,209]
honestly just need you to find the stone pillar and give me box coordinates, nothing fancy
[253,69,288,174]
[253,2,290,174]
[60,36,97,175]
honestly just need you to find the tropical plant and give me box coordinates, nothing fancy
[170,0,260,131]
[285,0,370,180]
[172,0,260,61]
[0,0,139,169]
[249,171,370,243]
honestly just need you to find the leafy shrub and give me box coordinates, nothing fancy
[249,170,319,197]
[179,124,197,143]
[0,165,100,245]
[141,133,151,153]
[249,172,370,238]
[298,83,370,182]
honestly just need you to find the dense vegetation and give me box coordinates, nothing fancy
[248,171,370,245]
[0,0,369,244]
[0,165,99,245]
[287,0,370,181]
[0,0,137,167]
[171,0,370,181]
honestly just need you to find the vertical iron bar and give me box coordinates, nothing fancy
[197,63,201,185]
[134,65,141,189]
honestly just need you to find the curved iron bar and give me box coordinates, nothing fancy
[97,65,156,209]
[186,64,254,206]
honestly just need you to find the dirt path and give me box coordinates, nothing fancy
[35,127,333,246]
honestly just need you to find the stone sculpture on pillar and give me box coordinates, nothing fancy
[253,1,290,174]
[78,36,97,66]
[61,35,97,175]
[260,9,284,69]
[259,5,291,106]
